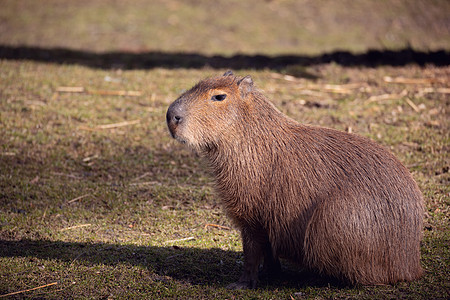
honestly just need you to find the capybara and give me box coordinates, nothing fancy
[166,71,424,289]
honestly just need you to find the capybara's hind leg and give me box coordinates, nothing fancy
[303,197,423,285]
[303,199,385,285]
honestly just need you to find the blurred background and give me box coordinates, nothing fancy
[1,0,449,67]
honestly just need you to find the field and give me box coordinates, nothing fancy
[0,0,449,299]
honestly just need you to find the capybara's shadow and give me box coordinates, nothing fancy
[0,239,341,289]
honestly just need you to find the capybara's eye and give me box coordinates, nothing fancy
[211,94,227,101]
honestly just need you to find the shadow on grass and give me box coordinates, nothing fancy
[0,239,339,289]
[0,45,449,70]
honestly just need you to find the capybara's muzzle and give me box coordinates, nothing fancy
[166,98,185,138]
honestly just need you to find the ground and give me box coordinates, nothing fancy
[0,0,449,299]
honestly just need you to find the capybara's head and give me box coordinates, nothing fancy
[166,71,254,150]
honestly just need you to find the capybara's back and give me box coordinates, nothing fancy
[166,71,424,288]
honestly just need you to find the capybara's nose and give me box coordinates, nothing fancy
[166,102,183,125]
[166,99,185,137]
[166,110,182,125]
[172,114,182,124]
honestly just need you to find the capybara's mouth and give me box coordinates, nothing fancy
[166,118,178,139]
[168,128,187,144]
[172,133,186,144]
[167,126,176,139]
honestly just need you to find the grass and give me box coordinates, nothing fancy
[1,0,449,299]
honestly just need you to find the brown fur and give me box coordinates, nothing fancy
[166,71,424,289]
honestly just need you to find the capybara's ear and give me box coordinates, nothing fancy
[223,70,234,76]
[238,75,254,98]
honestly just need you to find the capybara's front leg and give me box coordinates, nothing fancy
[227,229,264,289]
[262,241,281,276]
